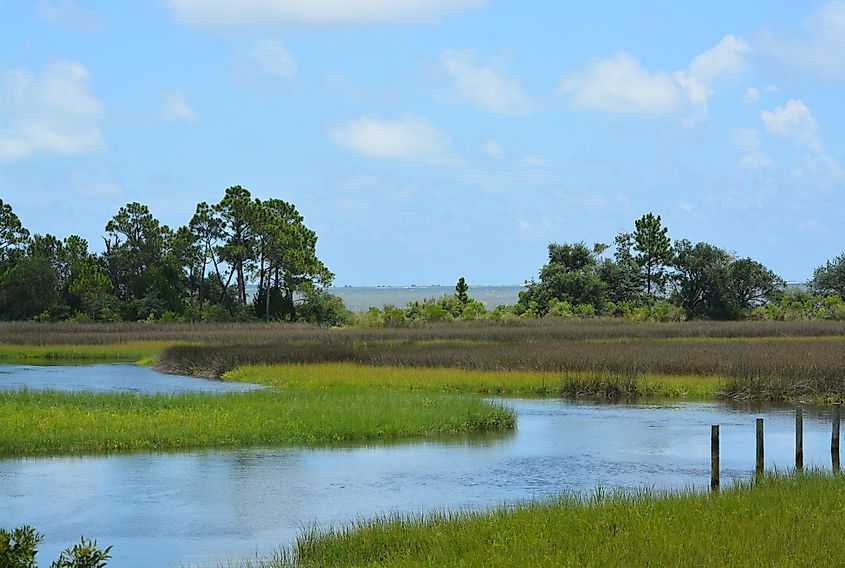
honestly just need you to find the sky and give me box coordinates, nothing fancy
[1,1,844,286]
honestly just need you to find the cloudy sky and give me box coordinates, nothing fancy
[1,1,844,285]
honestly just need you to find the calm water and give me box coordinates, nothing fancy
[0,367,838,567]
[0,363,263,394]
[326,285,525,311]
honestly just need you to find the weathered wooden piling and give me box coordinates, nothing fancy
[833,403,841,472]
[795,406,804,472]
[756,418,764,476]
[711,424,720,492]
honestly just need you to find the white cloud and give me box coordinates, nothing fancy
[760,99,820,151]
[743,85,777,104]
[740,152,775,170]
[36,0,104,30]
[249,39,296,78]
[481,138,505,158]
[674,35,750,122]
[794,154,845,188]
[330,114,459,165]
[166,0,485,30]
[560,52,684,116]
[742,99,843,190]
[686,35,750,84]
[0,60,104,160]
[758,1,845,80]
[440,49,531,115]
[561,35,750,121]
[160,90,198,123]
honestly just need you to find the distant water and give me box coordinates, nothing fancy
[0,363,263,394]
[326,285,525,311]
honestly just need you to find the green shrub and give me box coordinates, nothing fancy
[50,536,112,568]
[1,527,111,568]
[0,525,41,568]
[296,289,354,327]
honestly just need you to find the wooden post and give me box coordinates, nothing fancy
[833,403,841,472]
[795,406,804,472]
[711,424,720,492]
[756,418,764,476]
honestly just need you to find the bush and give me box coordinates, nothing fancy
[296,289,354,327]
[382,305,410,327]
[1,527,111,568]
[0,525,41,568]
[547,299,574,318]
[459,299,487,320]
[51,536,112,568]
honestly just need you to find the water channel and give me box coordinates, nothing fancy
[0,364,837,566]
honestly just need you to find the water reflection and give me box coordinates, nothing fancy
[0,397,839,567]
[0,363,262,394]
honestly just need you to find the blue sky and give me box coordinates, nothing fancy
[1,1,843,285]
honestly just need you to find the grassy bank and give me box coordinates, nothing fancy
[161,334,845,402]
[0,388,514,457]
[275,472,845,567]
[0,341,174,364]
[226,363,719,399]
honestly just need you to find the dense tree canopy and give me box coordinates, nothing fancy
[0,189,338,323]
[516,214,795,321]
[810,253,845,298]
[0,199,839,323]
[519,242,607,316]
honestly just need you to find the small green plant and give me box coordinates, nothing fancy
[1,528,111,568]
[50,536,112,568]
[0,525,42,568]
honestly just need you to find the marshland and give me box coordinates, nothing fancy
[3,317,845,566]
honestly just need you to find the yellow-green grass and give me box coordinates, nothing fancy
[0,341,177,365]
[226,363,721,399]
[0,388,514,457]
[278,472,845,567]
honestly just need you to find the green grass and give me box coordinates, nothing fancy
[0,341,175,364]
[0,388,514,457]
[225,363,720,399]
[274,471,845,567]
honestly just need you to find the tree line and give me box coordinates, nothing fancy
[515,213,845,321]
[1,197,844,323]
[0,188,349,324]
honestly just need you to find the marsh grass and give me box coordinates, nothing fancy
[0,341,176,364]
[226,363,719,399]
[0,388,514,457]
[275,471,845,567]
[4,319,845,346]
[160,335,845,402]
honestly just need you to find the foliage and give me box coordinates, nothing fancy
[0,525,41,568]
[296,289,354,326]
[633,212,673,299]
[455,277,469,304]
[0,191,333,323]
[0,256,61,320]
[596,232,643,306]
[672,240,785,320]
[0,528,110,568]
[0,198,31,268]
[519,242,607,315]
[811,252,845,298]
[50,537,112,568]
